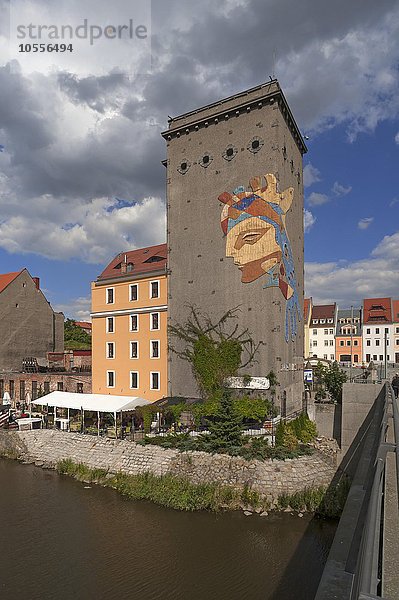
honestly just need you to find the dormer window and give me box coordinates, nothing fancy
[145,255,164,263]
[126,262,134,272]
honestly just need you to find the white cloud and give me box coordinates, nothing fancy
[53,296,91,321]
[333,181,352,196]
[303,163,321,188]
[358,217,374,230]
[390,197,399,207]
[395,132,399,144]
[305,230,399,306]
[0,195,166,263]
[308,192,329,206]
[304,209,316,232]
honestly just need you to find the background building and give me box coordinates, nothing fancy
[393,300,399,365]
[304,297,313,359]
[0,269,64,372]
[335,308,362,365]
[362,297,393,364]
[91,244,167,401]
[163,80,306,414]
[308,304,337,362]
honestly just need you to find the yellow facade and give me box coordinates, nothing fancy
[91,273,168,401]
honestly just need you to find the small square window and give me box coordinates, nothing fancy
[106,288,114,304]
[354,340,358,346]
[366,328,370,335]
[376,328,380,334]
[130,314,139,332]
[330,354,334,360]
[373,355,377,361]
[376,340,380,347]
[131,341,139,359]
[347,341,351,346]
[313,329,317,335]
[340,341,344,346]
[130,371,139,390]
[150,372,160,390]
[366,339,371,346]
[150,280,159,299]
[313,341,317,347]
[379,355,383,361]
[130,284,138,302]
[324,340,328,346]
[329,340,334,346]
[324,329,328,335]
[329,329,334,335]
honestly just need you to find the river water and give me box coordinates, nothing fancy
[0,459,336,600]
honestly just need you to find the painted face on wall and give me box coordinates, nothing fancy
[219,174,301,341]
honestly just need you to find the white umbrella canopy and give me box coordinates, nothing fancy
[32,391,151,413]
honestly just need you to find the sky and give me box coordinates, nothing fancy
[0,0,398,320]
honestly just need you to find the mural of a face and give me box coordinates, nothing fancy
[219,174,301,341]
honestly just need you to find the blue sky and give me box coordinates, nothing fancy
[0,0,398,319]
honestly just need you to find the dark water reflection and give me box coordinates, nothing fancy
[0,460,336,600]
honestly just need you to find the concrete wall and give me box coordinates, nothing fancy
[313,402,341,443]
[341,382,384,454]
[0,270,64,371]
[164,81,305,413]
[0,430,335,505]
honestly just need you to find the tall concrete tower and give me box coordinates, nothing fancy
[162,80,307,414]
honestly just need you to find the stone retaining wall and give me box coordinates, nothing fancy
[0,430,336,504]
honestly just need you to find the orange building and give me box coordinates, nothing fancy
[91,244,167,401]
[335,308,362,366]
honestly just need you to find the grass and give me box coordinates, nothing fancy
[56,458,350,517]
[277,475,351,518]
[56,458,256,512]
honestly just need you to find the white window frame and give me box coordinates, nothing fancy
[130,314,139,332]
[129,284,138,302]
[107,370,115,388]
[106,287,115,304]
[106,341,115,359]
[150,279,160,299]
[130,341,139,359]
[106,316,114,333]
[150,312,160,331]
[150,371,160,390]
[130,371,139,390]
[150,339,160,359]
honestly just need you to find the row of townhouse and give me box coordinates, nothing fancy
[304,297,399,366]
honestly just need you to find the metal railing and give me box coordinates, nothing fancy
[315,382,398,600]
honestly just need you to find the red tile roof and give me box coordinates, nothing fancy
[311,303,336,321]
[98,243,167,281]
[363,297,392,324]
[0,271,22,293]
[392,300,399,323]
[74,321,92,330]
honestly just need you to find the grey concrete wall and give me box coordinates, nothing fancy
[315,403,336,439]
[0,430,336,505]
[341,382,384,454]
[165,82,305,414]
[0,270,64,371]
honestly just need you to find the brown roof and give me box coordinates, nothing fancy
[74,321,92,329]
[363,297,392,324]
[98,243,167,281]
[0,271,22,293]
[311,303,336,322]
[393,300,399,323]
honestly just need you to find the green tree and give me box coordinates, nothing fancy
[324,361,347,403]
[205,389,243,451]
[64,319,91,350]
[169,306,260,400]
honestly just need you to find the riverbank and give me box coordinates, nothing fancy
[0,429,346,515]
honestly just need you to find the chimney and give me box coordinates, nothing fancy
[121,254,127,274]
[32,277,40,290]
